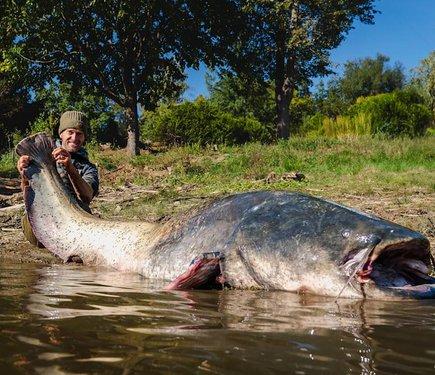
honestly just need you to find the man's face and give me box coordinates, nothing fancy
[60,128,85,152]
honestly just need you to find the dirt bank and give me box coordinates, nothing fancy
[1,177,434,264]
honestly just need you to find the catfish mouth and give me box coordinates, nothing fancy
[342,238,435,295]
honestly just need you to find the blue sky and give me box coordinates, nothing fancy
[183,0,435,100]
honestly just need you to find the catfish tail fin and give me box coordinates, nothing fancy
[15,133,55,167]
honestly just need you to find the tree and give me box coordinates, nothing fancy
[32,82,125,146]
[0,47,43,152]
[141,96,270,145]
[347,89,431,137]
[207,73,275,126]
[0,73,42,152]
[230,0,377,138]
[207,73,314,134]
[410,51,435,122]
[324,54,404,114]
[0,25,43,151]
[2,1,240,155]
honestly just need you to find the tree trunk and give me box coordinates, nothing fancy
[275,79,293,139]
[274,1,299,140]
[125,103,139,156]
[274,28,293,139]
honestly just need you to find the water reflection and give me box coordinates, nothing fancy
[1,263,435,374]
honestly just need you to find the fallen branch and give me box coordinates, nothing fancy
[0,203,25,212]
[1,227,20,232]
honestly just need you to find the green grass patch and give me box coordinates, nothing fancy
[0,151,19,178]
[120,135,434,198]
[1,135,434,199]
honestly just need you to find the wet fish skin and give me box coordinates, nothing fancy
[16,133,433,299]
[150,191,430,297]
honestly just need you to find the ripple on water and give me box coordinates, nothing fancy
[1,263,435,374]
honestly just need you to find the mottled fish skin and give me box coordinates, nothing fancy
[22,162,158,272]
[147,191,431,298]
[17,133,432,299]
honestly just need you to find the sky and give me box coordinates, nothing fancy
[183,0,435,100]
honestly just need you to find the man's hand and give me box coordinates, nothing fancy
[52,147,93,205]
[17,155,31,175]
[17,155,31,190]
[52,147,72,170]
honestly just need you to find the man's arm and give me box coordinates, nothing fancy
[52,147,94,205]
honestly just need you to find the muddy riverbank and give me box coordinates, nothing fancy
[1,176,433,264]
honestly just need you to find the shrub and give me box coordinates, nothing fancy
[301,89,432,138]
[289,95,315,134]
[322,113,372,138]
[300,112,325,137]
[348,89,432,137]
[141,98,272,146]
[0,150,18,177]
[30,115,58,137]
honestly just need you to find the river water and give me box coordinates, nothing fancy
[1,262,435,374]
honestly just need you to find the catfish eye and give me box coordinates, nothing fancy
[341,229,351,238]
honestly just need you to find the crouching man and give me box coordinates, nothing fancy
[17,110,99,247]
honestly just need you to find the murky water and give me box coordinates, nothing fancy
[1,263,435,374]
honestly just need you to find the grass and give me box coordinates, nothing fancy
[87,135,435,199]
[2,135,434,198]
[0,151,18,178]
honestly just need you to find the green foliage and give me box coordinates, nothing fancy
[207,74,275,127]
[207,74,315,135]
[0,150,18,178]
[0,32,47,152]
[338,54,404,101]
[0,69,42,152]
[289,95,315,134]
[303,89,431,138]
[230,0,377,137]
[301,113,371,138]
[141,98,272,146]
[31,82,125,145]
[300,112,372,138]
[348,89,432,137]
[317,54,405,116]
[29,115,57,137]
[322,113,372,137]
[410,51,435,120]
[300,113,325,137]
[1,0,246,154]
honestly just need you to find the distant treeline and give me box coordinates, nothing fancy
[2,53,433,153]
[0,1,433,154]
[0,0,378,155]
[142,54,434,145]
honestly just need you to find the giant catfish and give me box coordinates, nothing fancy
[16,133,435,299]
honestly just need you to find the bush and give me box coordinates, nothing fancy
[289,95,315,134]
[30,115,58,137]
[300,112,372,138]
[141,97,272,146]
[322,113,372,138]
[301,89,432,138]
[348,89,432,137]
[300,113,325,137]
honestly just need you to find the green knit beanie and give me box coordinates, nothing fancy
[58,111,89,137]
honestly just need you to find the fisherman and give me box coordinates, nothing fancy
[17,110,99,247]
